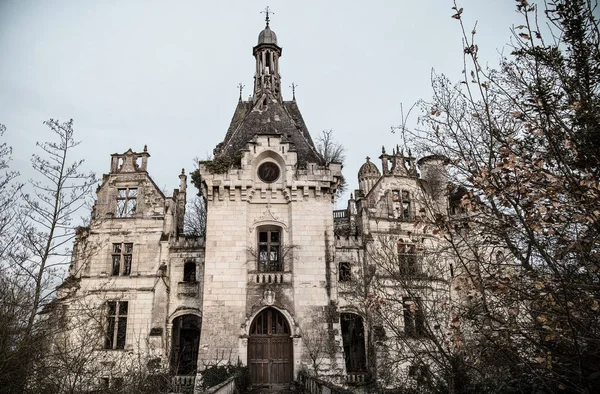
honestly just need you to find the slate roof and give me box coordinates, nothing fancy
[214,95,324,166]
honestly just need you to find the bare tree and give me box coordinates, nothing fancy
[394,1,600,392]
[316,129,348,199]
[184,195,207,238]
[0,119,97,393]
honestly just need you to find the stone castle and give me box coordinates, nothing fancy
[54,16,452,392]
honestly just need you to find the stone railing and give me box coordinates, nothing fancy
[346,371,371,385]
[298,372,353,394]
[333,209,348,220]
[177,281,200,297]
[171,375,195,394]
[249,271,292,285]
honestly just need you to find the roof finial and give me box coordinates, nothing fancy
[290,82,297,101]
[261,6,273,27]
[237,82,245,101]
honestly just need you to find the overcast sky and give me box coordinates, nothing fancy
[0,0,525,209]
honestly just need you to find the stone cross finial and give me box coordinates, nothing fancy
[261,6,273,27]
[237,83,245,101]
[290,82,297,101]
[366,156,370,162]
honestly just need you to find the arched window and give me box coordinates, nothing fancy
[250,308,290,335]
[183,262,196,282]
[257,227,282,272]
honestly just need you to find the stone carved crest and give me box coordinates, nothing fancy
[263,288,275,305]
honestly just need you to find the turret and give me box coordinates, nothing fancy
[358,157,381,196]
[253,10,282,102]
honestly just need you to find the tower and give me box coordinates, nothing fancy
[196,14,343,389]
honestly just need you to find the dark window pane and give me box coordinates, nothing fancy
[124,243,133,253]
[113,243,122,253]
[117,317,127,349]
[105,316,115,349]
[112,256,120,276]
[118,302,128,315]
[259,232,268,243]
[123,255,132,275]
[270,231,279,243]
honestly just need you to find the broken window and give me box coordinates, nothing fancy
[403,297,426,337]
[116,187,137,217]
[402,190,412,219]
[398,242,421,276]
[105,301,128,349]
[111,243,133,276]
[258,229,281,272]
[183,262,196,282]
[339,262,352,282]
[391,189,413,220]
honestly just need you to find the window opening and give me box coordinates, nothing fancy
[402,190,412,219]
[258,230,281,272]
[398,242,421,276]
[403,297,426,337]
[183,262,196,282]
[112,243,133,276]
[116,188,137,217]
[105,301,128,349]
[339,262,351,282]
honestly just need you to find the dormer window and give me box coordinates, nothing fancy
[116,188,137,217]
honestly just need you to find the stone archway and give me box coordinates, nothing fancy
[248,307,293,389]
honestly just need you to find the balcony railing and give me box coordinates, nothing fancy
[333,209,348,220]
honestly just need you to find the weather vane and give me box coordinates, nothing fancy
[237,83,245,100]
[261,6,273,27]
[290,83,297,101]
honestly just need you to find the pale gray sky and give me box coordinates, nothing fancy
[0,0,522,208]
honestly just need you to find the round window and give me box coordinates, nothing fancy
[257,162,280,183]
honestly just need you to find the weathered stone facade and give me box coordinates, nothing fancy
[54,19,453,392]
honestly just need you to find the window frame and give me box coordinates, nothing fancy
[338,262,352,282]
[183,261,196,282]
[111,242,133,276]
[398,241,422,276]
[104,301,128,350]
[116,187,137,218]
[257,228,282,272]
[403,297,426,338]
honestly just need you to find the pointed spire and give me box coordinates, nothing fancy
[290,82,297,101]
[382,145,386,154]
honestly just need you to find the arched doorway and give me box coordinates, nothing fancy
[341,313,367,373]
[171,314,201,375]
[248,308,292,389]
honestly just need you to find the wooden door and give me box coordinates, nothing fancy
[248,308,292,388]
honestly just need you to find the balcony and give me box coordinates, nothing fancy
[177,281,199,297]
[249,271,292,285]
